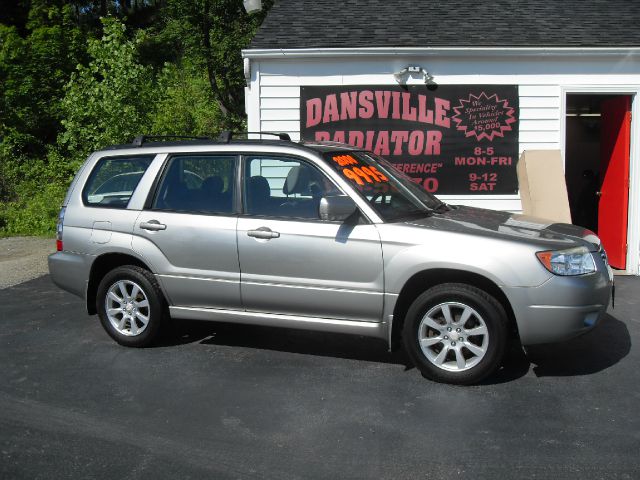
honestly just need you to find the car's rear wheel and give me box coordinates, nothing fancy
[402,283,508,385]
[96,265,166,347]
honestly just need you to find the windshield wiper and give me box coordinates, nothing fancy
[391,209,434,221]
[433,202,453,213]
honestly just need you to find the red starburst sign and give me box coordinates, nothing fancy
[452,92,517,141]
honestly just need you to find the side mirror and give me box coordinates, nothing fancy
[319,195,358,222]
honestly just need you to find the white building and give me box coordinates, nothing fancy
[243,0,640,273]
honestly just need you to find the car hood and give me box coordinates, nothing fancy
[401,205,600,251]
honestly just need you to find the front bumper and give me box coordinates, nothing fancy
[503,263,612,346]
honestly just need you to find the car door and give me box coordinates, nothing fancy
[132,153,241,309]
[237,154,384,322]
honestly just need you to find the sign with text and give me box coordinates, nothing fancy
[300,85,519,195]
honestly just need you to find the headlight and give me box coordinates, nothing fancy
[536,246,596,276]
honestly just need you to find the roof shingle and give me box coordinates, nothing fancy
[249,0,640,49]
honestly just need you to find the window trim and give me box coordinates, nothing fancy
[81,154,155,209]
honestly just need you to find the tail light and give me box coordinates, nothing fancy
[56,207,66,252]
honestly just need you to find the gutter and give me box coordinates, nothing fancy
[242,46,640,59]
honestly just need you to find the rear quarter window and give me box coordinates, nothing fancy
[83,156,155,208]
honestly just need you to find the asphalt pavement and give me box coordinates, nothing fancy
[1,275,638,479]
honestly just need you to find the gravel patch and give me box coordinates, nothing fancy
[0,236,55,289]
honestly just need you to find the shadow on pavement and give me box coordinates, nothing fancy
[526,313,631,377]
[162,312,630,383]
[478,343,532,385]
[165,319,410,366]
[483,313,631,384]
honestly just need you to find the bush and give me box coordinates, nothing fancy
[0,143,73,238]
[0,176,67,237]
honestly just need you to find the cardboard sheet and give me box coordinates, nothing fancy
[517,150,572,223]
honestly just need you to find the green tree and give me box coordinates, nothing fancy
[58,16,153,164]
[1,1,273,236]
[0,1,85,235]
[143,0,273,130]
[151,61,223,136]
[0,1,84,157]
[1,16,154,236]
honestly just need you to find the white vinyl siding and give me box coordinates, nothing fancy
[246,53,640,216]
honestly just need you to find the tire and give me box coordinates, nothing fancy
[96,265,167,347]
[402,283,508,385]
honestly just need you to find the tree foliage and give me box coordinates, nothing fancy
[59,16,153,162]
[151,61,224,136]
[1,1,84,155]
[0,0,271,236]
[142,0,273,129]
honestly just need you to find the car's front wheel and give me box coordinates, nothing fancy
[402,283,508,385]
[96,265,167,347]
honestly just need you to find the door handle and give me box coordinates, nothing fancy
[247,227,280,239]
[596,191,602,197]
[140,220,167,231]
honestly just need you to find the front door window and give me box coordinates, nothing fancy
[244,156,341,219]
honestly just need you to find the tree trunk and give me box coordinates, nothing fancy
[201,0,243,123]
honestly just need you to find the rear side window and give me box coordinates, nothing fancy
[83,156,154,208]
[152,155,237,214]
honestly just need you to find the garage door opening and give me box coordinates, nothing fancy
[565,94,632,269]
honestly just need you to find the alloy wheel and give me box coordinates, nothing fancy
[418,301,489,372]
[104,280,151,336]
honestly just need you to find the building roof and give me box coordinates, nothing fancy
[249,0,640,49]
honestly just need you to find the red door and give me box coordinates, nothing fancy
[598,96,631,269]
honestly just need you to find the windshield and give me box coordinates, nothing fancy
[322,151,445,221]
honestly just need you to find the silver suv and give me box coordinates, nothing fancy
[49,134,613,384]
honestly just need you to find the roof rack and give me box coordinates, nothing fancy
[131,131,293,147]
[132,135,211,147]
[217,131,292,143]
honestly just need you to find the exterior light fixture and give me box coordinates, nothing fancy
[393,65,434,85]
[244,58,251,87]
[243,0,262,13]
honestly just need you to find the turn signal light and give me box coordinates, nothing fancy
[535,251,553,271]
